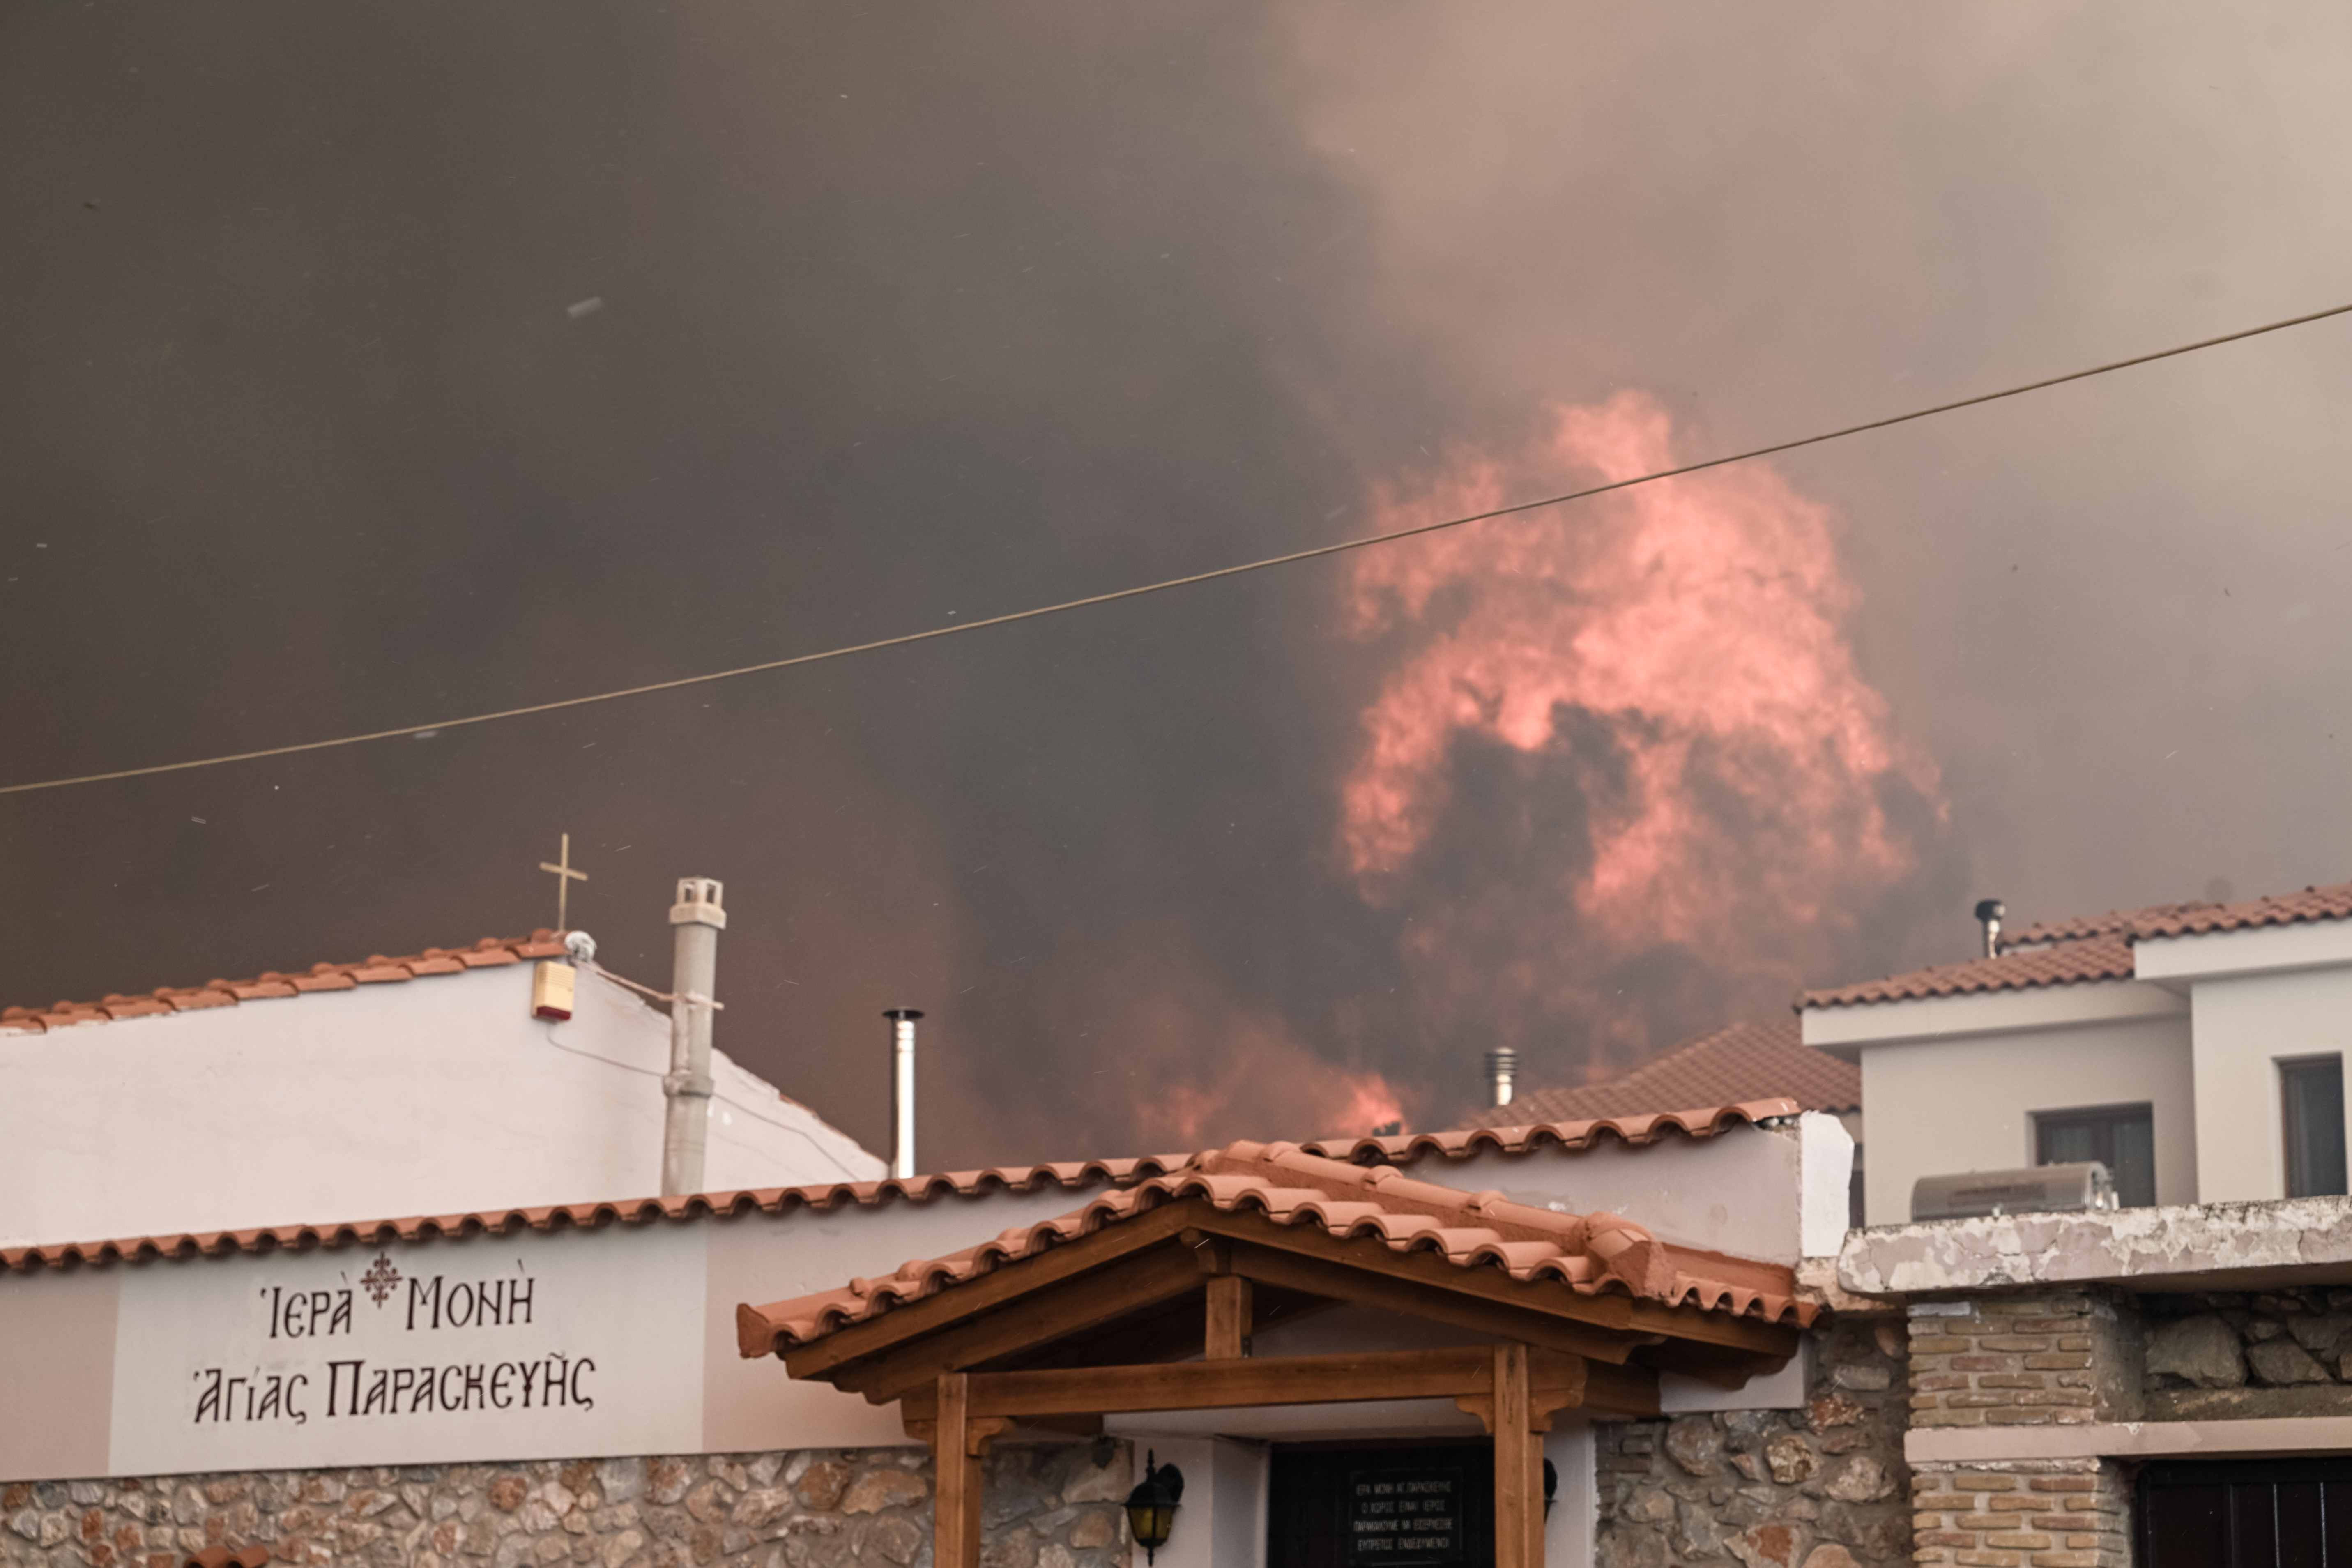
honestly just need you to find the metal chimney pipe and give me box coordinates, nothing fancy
[885,1008,923,1180]
[1484,1047,1518,1111]
[1974,898,2006,960]
[661,878,726,1197]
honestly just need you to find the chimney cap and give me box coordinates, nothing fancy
[884,1007,925,1021]
[1974,898,2006,923]
[670,878,727,929]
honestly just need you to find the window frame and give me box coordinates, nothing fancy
[2280,1054,2348,1200]
[2030,1100,2157,1209]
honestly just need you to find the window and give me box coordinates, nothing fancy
[2282,1057,2347,1199]
[2035,1103,2156,1208]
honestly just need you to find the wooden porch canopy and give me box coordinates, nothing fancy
[739,1139,1816,1568]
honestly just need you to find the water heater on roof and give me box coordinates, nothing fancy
[1910,1163,2117,1222]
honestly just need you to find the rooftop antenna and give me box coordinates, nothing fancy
[539,833,589,931]
[1974,898,2005,960]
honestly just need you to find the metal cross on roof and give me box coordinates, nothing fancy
[538,833,588,931]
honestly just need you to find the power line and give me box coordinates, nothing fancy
[6,297,2350,799]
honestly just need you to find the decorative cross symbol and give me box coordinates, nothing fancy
[360,1253,402,1306]
[538,833,589,932]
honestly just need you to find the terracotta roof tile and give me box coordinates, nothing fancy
[157,986,237,1012]
[1998,882,2352,949]
[0,931,581,1036]
[0,1107,1795,1274]
[0,1160,1189,1273]
[739,1138,1814,1356]
[1508,1024,1857,1122]
[2119,881,2352,941]
[1800,878,2352,1012]
[1998,903,2205,947]
[1300,1098,1799,1165]
[1799,936,2135,1009]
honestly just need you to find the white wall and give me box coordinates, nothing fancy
[1116,1437,1268,1568]
[702,1184,1109,1453]
[1849,1012,2195,1225]
[1545,1424,1597,1568]
[2184,965,2352,1202]
[1117,1417,1598,1568]
[0,964,881,1248]
[0,1179,1111,1483]
[1403,1120,1816,1263]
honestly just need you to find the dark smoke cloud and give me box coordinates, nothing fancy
[5,3,2351,1174]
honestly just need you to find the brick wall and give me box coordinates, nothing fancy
[1908,1460,2128,1568]
[1906,1295,2140,1430]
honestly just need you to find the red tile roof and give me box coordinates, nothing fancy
[0,933,572,1034]
[0,1103,1798,1274]
[1506,1024,1856,1121]
[2083,880,2352,943]
[0,1160,1185,1273]
[740,1137,1814,1358]
[1800,935,2136,1009]
[1800,878,2352,1011]
[1301,1098,1800,1165]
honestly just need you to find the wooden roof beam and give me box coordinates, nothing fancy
[1221,1238,1649,1365]
[773,1202,1199,1377]
[895,1344,1661,1422]
[834,1242,1206,1402]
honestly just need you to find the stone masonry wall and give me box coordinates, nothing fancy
[2141,1286,2352,1419]
[1594,1318,1910,1567]
[1907,1460,2127,1568]
[0,1445,1133,1568]
[1906,1294,2140,1430]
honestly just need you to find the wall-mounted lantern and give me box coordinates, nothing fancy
[1124,1451,1184,1565]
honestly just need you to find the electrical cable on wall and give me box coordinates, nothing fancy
[5,297,2348,799]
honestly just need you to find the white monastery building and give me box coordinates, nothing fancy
[0,879,880,1251]
[20,870,2352,1568]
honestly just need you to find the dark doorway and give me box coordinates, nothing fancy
[2139,1459,2352,1566]
[1268,1441,1494,1568]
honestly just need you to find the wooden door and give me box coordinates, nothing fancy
[2140,1460,2352,1566]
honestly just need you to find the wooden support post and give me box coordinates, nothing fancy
[1206,1274,1253,1359]
[934,1373,985,1568]
[1493,1343,1544,1568]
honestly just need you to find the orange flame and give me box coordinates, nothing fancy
[1342,391,1940,1002]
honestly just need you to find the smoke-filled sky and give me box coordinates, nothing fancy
[6,5,2352,1173]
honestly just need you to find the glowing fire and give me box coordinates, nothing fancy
[1342,391,1940,965]
[1144,1064,1406,1151]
